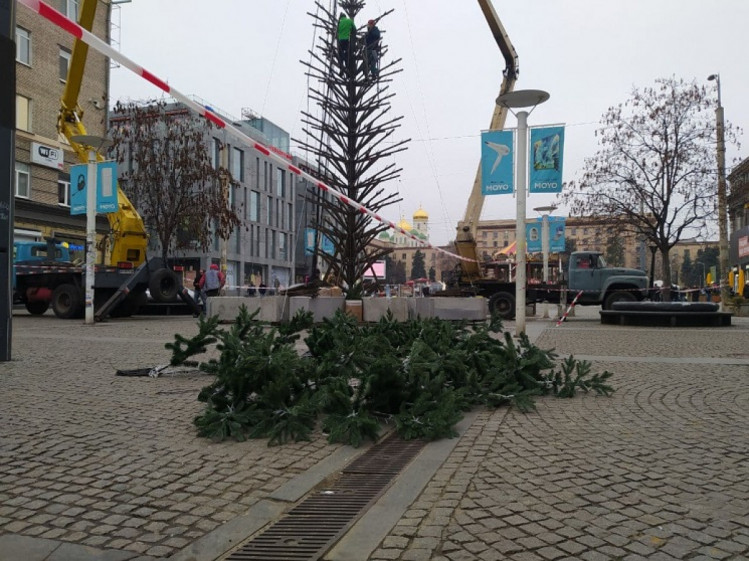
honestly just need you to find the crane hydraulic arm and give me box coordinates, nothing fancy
[454,0,518,282]
[58,0,148,266]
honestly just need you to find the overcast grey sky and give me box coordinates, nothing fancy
[109,0,748,246]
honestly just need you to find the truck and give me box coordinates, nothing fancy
[472,251,651,319]
[13,239,71,314]
[443,2,651,319]
[14,0,198,320]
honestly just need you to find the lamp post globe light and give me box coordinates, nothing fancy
[495,89,550,336]
[707,73,730,310]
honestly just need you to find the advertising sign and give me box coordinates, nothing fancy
[304,228,335,256]
[529,126,564,193]
[481,130,514,195]
[526,217,566,253]
[70,161,119,215]
[31,142,64,170]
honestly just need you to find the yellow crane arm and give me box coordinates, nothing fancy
[454,0,518,280]
[58,0,148,266]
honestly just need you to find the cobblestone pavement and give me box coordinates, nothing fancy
[369,313,749,561]
[2,310,749,560]
[0,313,342,559]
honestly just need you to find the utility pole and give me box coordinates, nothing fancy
[0,0,15,360]
[708,73,731,310]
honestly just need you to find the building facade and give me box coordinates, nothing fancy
[14,0,111,260]
[728,155,749,277]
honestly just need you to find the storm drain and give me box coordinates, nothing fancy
[225,434,426,561]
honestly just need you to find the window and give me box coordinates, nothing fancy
[276,168,285,198]
[58,176,71,207]
[249,191,260,222]
[15,162,30,198]
[232,148,244,181]
[63,0,79,21]
[59,47,71,82]
[16,95,31,132]
[288,203,293,231]
[16,27,31,65]
[267,196,272,225]
[212,138,221,169]
[279,232,287,260]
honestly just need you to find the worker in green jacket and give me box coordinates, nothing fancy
[337,12,355,75]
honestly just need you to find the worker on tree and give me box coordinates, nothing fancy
[337,12,355,75]
[364,18,381,80]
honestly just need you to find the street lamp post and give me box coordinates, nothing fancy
[707,73,730,311]
[496,89,550,336]
[71,135,111,324]
[534,205,557,318]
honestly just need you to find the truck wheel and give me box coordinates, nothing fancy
[25,300,50,315]
[52,284,83,319]
[489,292,516,319]
[149,268,178,302]
[603,290,636,310]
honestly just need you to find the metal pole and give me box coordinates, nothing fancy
[709,73,730,311]
[0,0,14,360]
[515,110,528,335]
[85,149,97,324]
[541,213,549,318]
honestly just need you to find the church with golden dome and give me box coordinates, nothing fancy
[378,207,430,248]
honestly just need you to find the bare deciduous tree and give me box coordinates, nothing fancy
[559,77,739,290]
[109,99,240,262]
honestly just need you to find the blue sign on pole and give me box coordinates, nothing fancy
[529,126,564,193]
[481,130,514,195]
[525,216,566,253]
[304,228,334,256]
[70,162,119,215]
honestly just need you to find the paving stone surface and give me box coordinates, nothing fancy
[2,309,749,560]
[0,314,340,559]
[369,312,749,560]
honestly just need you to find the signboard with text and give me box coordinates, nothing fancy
[70,161,119,215]
[529,126,565,193]
[481,130,514,195]
[526,216,566,253]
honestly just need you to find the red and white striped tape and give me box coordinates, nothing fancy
[555,290,583,326]
[18,0,474,263]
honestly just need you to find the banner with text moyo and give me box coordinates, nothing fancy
[481,126,565,195]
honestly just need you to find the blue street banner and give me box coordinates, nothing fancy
[481,130,514,195]
[70,161,119,215]
[304,228,334,256]
[526,216,566,253]
[529,126,564,193]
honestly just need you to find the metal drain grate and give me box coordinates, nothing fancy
[225,434,425,561]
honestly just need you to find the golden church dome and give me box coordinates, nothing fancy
[413,207,429,220]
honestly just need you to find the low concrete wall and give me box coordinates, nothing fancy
[206,296,288,323]
[289,296,346,323]
[431,297,487,321]
[362,298,409,322]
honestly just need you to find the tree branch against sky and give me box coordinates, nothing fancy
[109,100,241,262]
[558,76,740,287]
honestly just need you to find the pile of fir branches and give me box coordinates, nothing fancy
[167,306,614,446]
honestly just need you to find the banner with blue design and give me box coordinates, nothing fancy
[70,161,119,215]
[481,130,514,195]
[529,126,564,193]
[526,217,566,253]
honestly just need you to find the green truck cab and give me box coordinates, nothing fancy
[566,251,650,309]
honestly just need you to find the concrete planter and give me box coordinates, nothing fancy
[407,297,488,321]
[362,297,409,322]
[207,296,288,323]
[289,296,346,323]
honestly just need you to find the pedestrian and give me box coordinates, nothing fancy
[199,263,225,299]
[364,18,381,79]
[192,268,206,309]
[337,12,355,75]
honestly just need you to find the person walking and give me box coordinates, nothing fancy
[337,12,355,75]
[364,19,381,79]
[199,263,226,299]
[192,268,206,310]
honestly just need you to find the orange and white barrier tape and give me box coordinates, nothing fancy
[556,290,583,326]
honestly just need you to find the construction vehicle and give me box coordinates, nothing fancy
[444,1,650,318]
[14,0,198,319]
